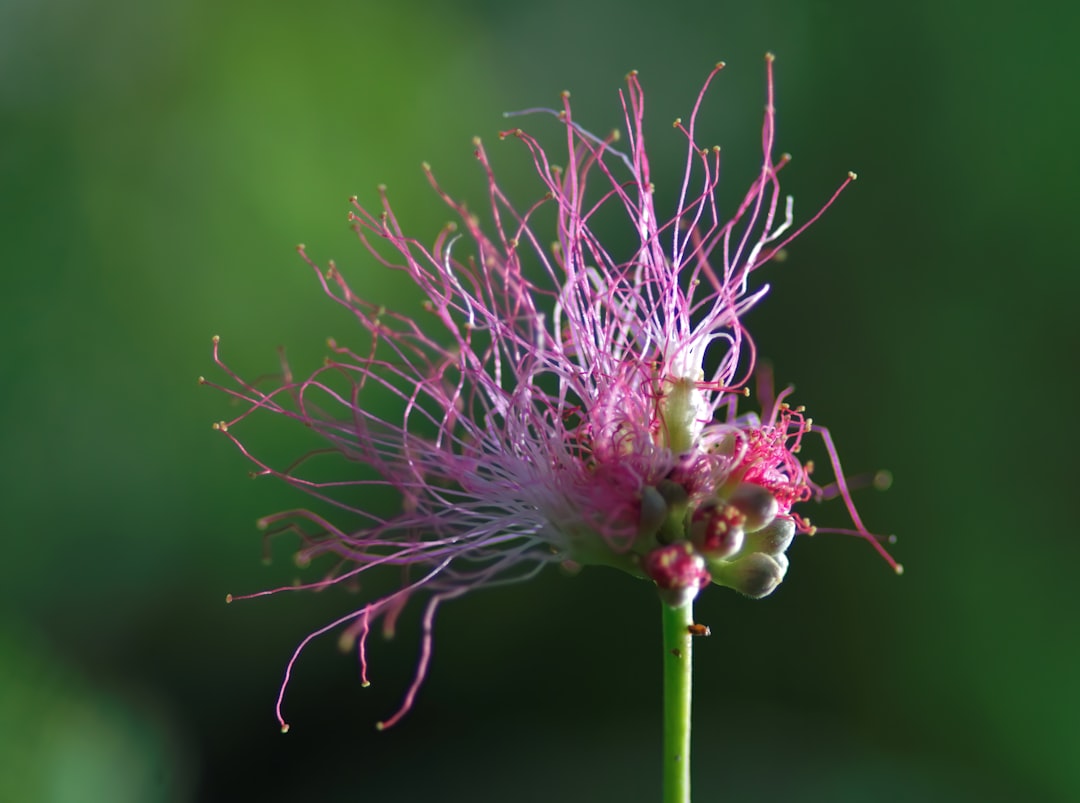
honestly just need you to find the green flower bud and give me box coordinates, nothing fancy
[653,479,691,545]
[638,485,669,538]
[710,552,787,599]
[655,478,690,508]
[742,517,795,557]
[727,483,779,532]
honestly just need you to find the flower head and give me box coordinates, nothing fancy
[205,54,899,731]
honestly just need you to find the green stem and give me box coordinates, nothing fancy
[661,600,693,803]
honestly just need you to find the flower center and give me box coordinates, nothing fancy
[656,376,707,455]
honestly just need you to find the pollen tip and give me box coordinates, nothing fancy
[626,69,639,78]
[211,334,220,343]
[716,61,727,70]
[225,593,234,604]
[295,243,305,251]
[561,90,571,99]
[197,375,206,385]
[375,721,386,732]
[377,183,387,192]
[781,152,792,161]
[672,117,682,128]
[848,170,858,181]
[873,470,894,491]
[348,195,357,202]
[256,518,269,531]
[361,680,371,688]
[894,563,905,576]
[765,51,776,62]
[280,723,290,734]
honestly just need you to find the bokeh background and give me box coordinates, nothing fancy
[4,0,1077,800]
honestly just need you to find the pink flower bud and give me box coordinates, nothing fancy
[644,543,711,608]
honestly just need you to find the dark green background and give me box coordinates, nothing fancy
[4,0,1076,800]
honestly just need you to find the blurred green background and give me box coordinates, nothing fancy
[3,0,1077,800]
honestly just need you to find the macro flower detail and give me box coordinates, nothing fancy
[644,543,711,608]
[205,54,900,731]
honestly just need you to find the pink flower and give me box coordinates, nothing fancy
[204,54,899,731]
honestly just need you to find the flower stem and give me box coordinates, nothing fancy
[661,600,693,803]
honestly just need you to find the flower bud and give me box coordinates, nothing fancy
[655,479,690,509]
[689,501,745,560]
[637,485,669,538]
[710,552,787,599]
[742,516,795,557]
[644,542,711,607]
[726,483,779,532]
[653,479,690,545]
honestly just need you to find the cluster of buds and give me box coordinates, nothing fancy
[620,397,814,607]
[691,483,792,595]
